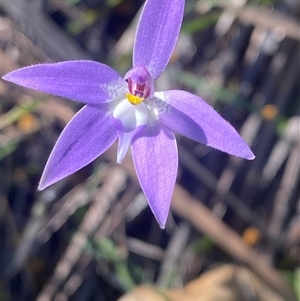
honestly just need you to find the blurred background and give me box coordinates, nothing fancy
[0,0,299,300]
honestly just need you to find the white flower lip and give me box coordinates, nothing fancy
[113,98,149,131]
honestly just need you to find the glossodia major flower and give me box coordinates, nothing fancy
[3,0,254,228]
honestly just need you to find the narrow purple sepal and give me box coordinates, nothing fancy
[38,105,117,190]
[132,123,178,228]
[3,61,123,104]
[133,0,185,79]
[154,90,255,160]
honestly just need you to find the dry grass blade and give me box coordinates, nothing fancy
[126,237,164,261]
[157,223,191,288]
[266,136,300,258]
[230,6,300,41]
[36,167,127,301]
[95,182,139,239]
[178,145,266,230]
[103,146,297,301]
[171,186,297,301]
[4,165,108,278]
[262,116,300,187]
[0,0,91,60]
[210,112,262,216]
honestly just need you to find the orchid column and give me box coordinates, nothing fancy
[2,0,254,228]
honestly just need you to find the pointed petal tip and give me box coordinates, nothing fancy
[145,194,169,229]
[248,154,256,160]
[240,148,255,160]
[37,181,47,191]
[2,73,13,81]
[37,176,53,191]
[3,68,28,82]
[152,209,168,229]
[229,148,255,160]
[158,218,167,229]
[146,193,170,229]
[37,184,44,191]
[116,157,124,164]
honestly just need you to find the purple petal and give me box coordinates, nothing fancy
[153,90,255,159]
[132,123,178,228]
[38,105,117,190]
[3,61,124,105]
[133,0,185,79]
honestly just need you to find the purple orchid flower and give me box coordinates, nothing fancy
[3,0,254,228]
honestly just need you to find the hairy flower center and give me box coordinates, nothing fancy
[125,65,154,105]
